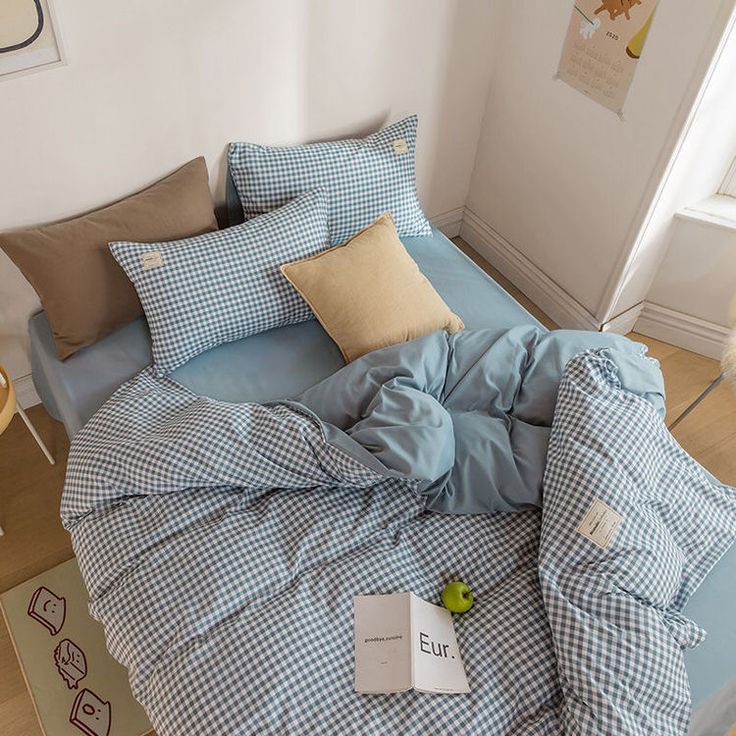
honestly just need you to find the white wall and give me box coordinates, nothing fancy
[647,216,736,325]
[0,0,499,382]
[634,213,736,359]
[463,0,735,327]
[607,2,736,329]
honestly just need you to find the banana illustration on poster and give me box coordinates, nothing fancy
[557,0,658,116]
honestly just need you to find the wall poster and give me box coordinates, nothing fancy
[557,1,659,116]
[0,0,63,80]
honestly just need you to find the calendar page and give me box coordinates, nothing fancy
[557,0,659,115]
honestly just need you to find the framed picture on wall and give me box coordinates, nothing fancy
[0,0,64,81]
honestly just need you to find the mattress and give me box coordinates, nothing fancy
[30,226,734,715]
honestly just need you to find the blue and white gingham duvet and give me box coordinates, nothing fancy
[62,331,736,735]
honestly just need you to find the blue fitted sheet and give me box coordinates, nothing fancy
[685,542,736,708]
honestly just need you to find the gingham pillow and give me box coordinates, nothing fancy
[539,350,736,733]
[110,189,330,376]
[228,115,432,246]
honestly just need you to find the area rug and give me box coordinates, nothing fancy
[1,557,152,736]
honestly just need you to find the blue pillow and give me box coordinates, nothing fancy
[228,115,432,246]
[110,189,330,376]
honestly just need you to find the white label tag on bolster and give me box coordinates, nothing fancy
[576,499,622,549]
[392,138,408,155]
[141,251,163,270]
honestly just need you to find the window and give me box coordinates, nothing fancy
[719,156,736,198]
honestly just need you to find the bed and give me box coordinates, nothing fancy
[31,174,735,732]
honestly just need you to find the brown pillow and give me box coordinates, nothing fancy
[1,157,218,359]
[281,212,464,362]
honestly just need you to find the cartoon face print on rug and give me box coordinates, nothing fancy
[70,688,111,736]
[54,639,88,689]
[27,586,66,635]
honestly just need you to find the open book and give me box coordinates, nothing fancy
[354,592,470,694]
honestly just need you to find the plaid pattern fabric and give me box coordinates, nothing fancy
[539,350,736,735]
[228,115,432,246]
[61,346,736,736]
[110,189,330,376]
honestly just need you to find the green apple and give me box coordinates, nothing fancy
[441,581,473,613]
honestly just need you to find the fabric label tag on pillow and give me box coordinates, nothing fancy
[576,499,622,549]
[392,138,409,155]
[141,251,164,270]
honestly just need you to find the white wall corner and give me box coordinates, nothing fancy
[14,373,41,409]
[595,3,736,325]
[459,209,600,331]
[600,302,644,335]
[430,207,465,239]
[635,303,730,360]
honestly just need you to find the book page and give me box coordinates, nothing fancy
[410,594,470,694]
[354,593,412,694]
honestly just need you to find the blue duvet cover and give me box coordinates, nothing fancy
[62,329,736,735]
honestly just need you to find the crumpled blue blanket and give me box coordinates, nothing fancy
[296,326,665,514]
[61,328,735,735]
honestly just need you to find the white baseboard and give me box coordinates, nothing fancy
[635,303,730,360]
[430,206,465,239]
[601,302,644,335]
[459,209,599,330]
[14,373,41,409]
[452,209,727,360]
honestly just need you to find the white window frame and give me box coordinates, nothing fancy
[720,156,736,198]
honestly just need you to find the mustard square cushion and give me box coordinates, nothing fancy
[280,213,464,362]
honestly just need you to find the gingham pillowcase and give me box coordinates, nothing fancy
[110,189,330,376]
[228,115,432,246]
[539,350,736,733]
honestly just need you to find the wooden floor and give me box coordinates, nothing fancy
[0,406,71,736]
[1,238,734,735]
